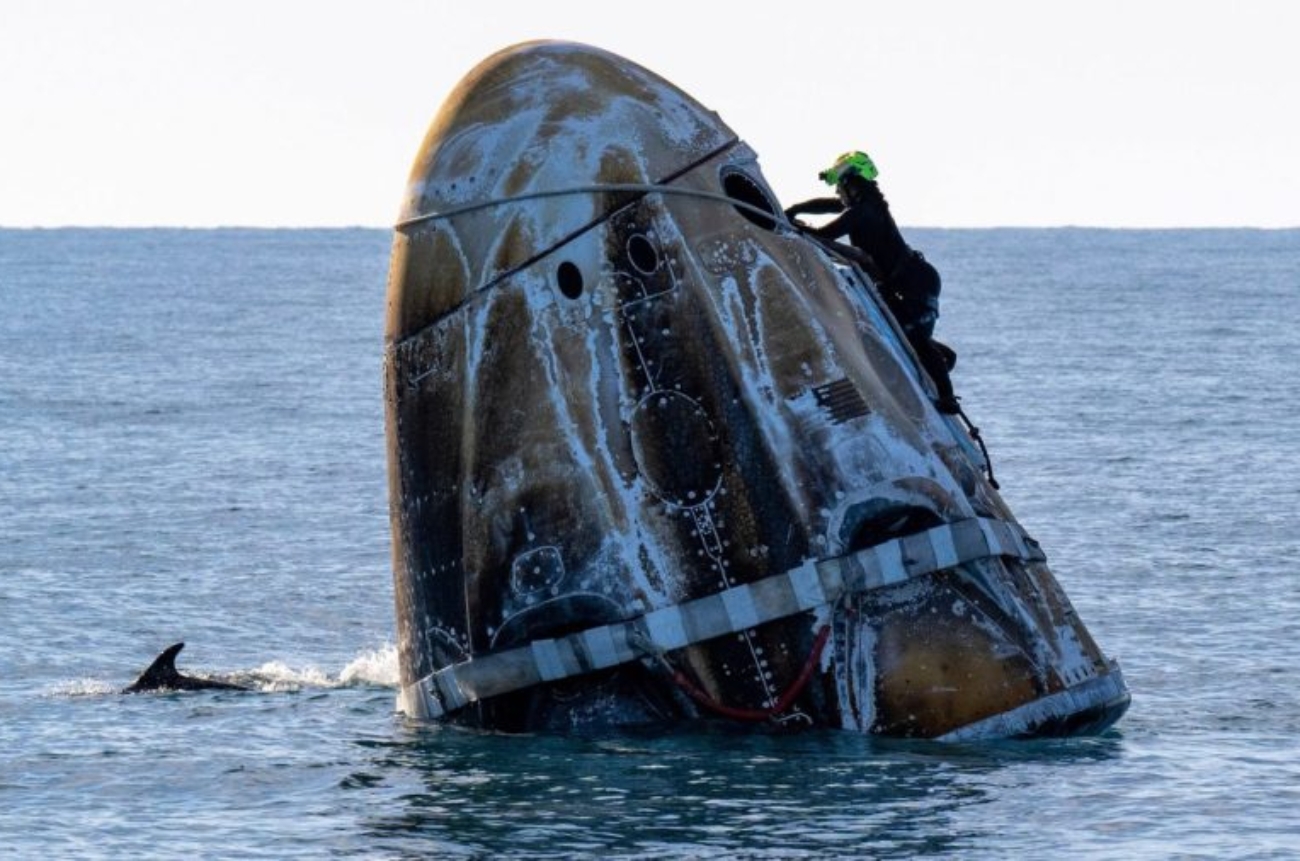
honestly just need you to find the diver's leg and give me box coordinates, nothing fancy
[909,332,960,414]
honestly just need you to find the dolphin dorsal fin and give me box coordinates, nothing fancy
[127,642,185,691]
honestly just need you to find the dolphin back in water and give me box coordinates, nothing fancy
[123,642,248,693]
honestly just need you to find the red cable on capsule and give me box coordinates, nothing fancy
[668,625,832,722]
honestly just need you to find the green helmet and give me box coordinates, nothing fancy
[819,150,879,186]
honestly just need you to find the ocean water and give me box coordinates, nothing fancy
[2,227,1298,859]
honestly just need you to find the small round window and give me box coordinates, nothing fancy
[626,234,659,275]
[556,261,584,299]
[721,170,778,231]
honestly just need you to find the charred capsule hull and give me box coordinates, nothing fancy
[384,41,1129,737]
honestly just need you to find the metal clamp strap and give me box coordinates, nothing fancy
[403,516,1044,719]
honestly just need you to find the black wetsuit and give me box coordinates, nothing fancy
[786,181,958,410]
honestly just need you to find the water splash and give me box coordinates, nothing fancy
[47,679,120,698]
[339,643,401,687]
[247,643,401,691]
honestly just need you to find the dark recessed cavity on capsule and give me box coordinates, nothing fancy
[627,234,659,275]
[556,261,584,299]
[721,169,778,230]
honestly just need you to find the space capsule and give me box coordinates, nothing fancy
[383,40,1129,738]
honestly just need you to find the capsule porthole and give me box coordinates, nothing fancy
[627,234,659,275]
[721,169,778,231]
[556,261,584,299]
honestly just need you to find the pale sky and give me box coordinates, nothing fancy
[3,0,1297,228]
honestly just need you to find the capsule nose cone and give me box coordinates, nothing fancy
[389,41,739,342]
[400,40,735,223]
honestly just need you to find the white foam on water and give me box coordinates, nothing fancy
[246,643,401,691]
[338,642,401,687]
[46,679,119,698]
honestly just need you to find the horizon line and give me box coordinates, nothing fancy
[3,223,1297,231]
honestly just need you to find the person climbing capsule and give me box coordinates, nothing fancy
[785,150,960,414]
